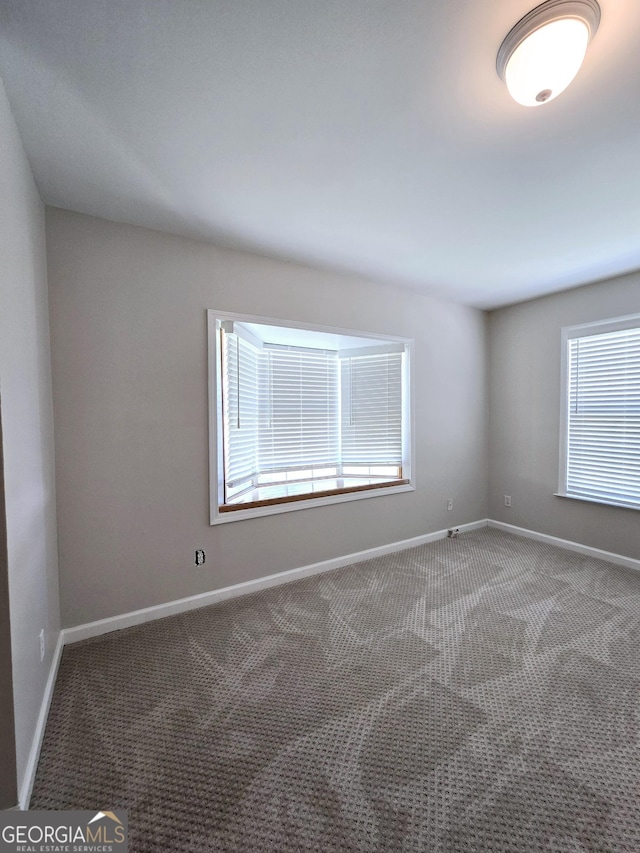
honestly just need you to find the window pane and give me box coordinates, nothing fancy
[222,332,259,497]
[313,467,338,478]
[566,326,640,508]
[341,353,403,466]
[258,348,340,471]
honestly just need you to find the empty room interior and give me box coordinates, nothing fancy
[1,0,640,850]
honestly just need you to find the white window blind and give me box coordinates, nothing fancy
[258,346,339,472]
[340,352,403,466]
[221,332,259,498]
[565,324,640,509]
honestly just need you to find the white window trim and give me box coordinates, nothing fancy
[557,312,640,511]
[207,310,415,524]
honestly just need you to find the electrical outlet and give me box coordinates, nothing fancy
[39,629,45,663]
[447,498,453,511]
[195,549,206,566]
[504,495,512,507]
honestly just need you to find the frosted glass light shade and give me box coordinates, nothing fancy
[497,0,600,107]
[506,18,589,106]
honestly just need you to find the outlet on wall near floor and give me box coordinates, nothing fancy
[504,495,512,507]
[195,549,206,566]
[447,498,453,511]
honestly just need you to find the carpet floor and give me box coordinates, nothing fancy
[31,527,640,851]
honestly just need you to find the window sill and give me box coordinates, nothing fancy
[554,493,640,512]
[212,480,414,524]
[223,477,407,510]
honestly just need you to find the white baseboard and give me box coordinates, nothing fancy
[62,519,489,646]
[488,519,640,572]
[18,630,64,810]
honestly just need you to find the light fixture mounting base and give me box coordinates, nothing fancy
[496,0,601,81]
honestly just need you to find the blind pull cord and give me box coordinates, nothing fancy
[575,338,580,415]
[237,336,241,429]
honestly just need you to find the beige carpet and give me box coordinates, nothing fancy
[31,528,640,851]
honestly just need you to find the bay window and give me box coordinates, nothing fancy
[208,312,413,523]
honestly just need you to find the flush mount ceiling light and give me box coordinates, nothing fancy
[497,0,600,106]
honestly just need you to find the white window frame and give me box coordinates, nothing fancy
[207,310,415,524]
[558,312,640,511]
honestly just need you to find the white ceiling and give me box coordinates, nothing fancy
[1,0,639,309]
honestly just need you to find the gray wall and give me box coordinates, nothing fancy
[488,272,640,560]
[46,208,488,628]
[0,78,60,798]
